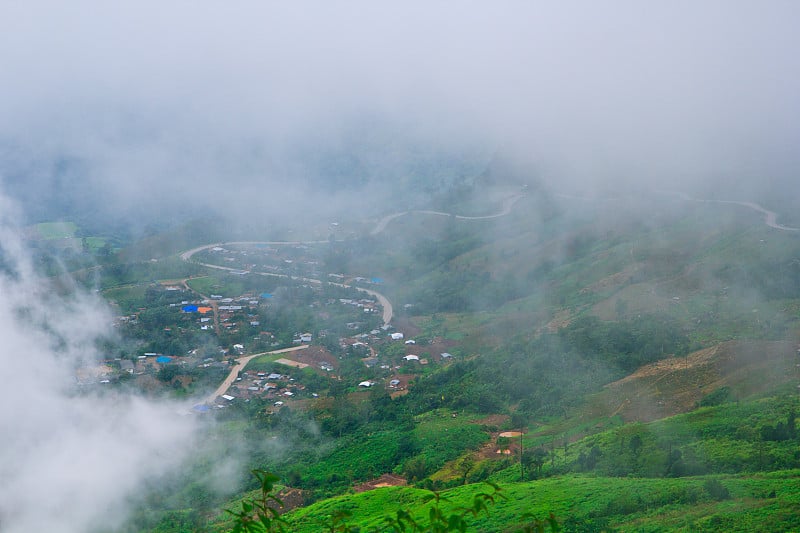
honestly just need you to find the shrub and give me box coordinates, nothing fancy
[704,479,730,501]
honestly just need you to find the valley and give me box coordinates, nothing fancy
[39,180,800,532]
[3,7,798,532]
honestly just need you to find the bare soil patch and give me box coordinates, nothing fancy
[275,487,310,512]
[543,309,573,333]
[580,264,641,295]
[284,345,338,370]
[393,316,421,337]
[353,473,407,493]
[588,340,797,423]
[426,337,459,361]
[273,357,309,369]
[472,414,509,427]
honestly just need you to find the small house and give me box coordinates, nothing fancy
[120,360,134,374]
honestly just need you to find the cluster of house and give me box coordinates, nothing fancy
[335,321,458,394]
[220,369,313,405]
[336,297,381,315]
[76,353,220,385]
[203,244,324,279]
[179,293,265,333]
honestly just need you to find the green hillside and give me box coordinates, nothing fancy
[60,175,800,532]
[280,472,800,532]
[225,390,800,532]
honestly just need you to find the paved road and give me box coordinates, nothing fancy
[699,199,799,232]
[331,283,393,326]
[183,188,530,405]
[370,191,526,236]
[181,244,395,326]
[180,240,330,262]
[361,288,392,326]
[659,191,800,232]
[370,212,408,236]
[206,345,309,403]
[556,190,799,233]
[182,190,528,326]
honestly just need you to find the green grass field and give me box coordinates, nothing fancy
[186,275,246,298]
[34,221,78,239]
[103,284,149,313]
[283,472,800,532]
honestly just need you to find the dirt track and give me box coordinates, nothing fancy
[206,345,309,403]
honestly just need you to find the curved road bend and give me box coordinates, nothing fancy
[206,345,309,404]
[370,191,526,235]
[658,191,800,232]
[184,189,527,403]
[182,188,527,328]
[182,246,394,326]
[702,199,799,232]
[182,190,527,325]
[181,240,330,262]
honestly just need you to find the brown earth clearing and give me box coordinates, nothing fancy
[584,339,798,424]
[353,474,408,493]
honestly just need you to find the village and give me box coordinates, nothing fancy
[76,241,459,415]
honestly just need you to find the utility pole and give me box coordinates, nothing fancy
[519,430,524,482]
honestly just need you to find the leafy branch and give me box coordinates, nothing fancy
[227,470,288,533]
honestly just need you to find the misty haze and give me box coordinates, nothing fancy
[1,2,799,532]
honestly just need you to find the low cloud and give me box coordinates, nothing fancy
[1,2,798,226]
[0,192,199,533]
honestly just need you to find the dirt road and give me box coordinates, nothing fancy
[206,345,309,403]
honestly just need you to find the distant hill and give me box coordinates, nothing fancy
[587,340,798,423]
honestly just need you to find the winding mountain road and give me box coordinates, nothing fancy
[180,241,330,262]
[182,244,394,326]
[182,188,526,401]
[555,189,799,233]
[370,191,526,236]
[184,185,793,403]
[180,189,527,327]
[661,191,799,232]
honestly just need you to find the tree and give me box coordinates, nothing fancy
[496,437,511,451]
[629,434,643,458]
[582,445,602,471]
[157,365,181,383]
[403,456,427,482]
[523,448,548,479]
[457,456,475,485]
[665,449,686,477]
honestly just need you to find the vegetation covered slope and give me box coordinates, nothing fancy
[35,167,800,532]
